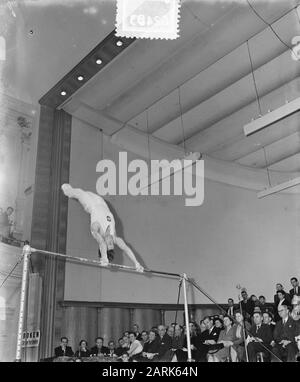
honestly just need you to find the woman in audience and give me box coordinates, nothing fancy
[75,340,90,358]
[208,316,234,362]
[214,318,224,336]
[232,311,251,362]
[127,332,143,361]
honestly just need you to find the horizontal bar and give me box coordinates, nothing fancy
[257,176,300,198]
[30,247,181,278]
[243,97,300,136]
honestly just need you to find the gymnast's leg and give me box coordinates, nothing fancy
[91,222,109,266]
[114,236,144,272]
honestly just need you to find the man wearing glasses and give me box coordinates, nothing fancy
[272,305,298,362]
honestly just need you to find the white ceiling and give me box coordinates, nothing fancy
[2,0,300,189]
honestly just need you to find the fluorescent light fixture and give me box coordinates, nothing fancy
[244,97,300,136]
[139,152,201,192]
[257,177,300,199]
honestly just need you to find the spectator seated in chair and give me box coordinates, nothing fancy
[274,284,291,315]
[171,324,185,352]
[274,291,292,322]
[195,316,221,362]
[246,311,273,362]
[54,337,74,358]
[127,332,143,361]
[140,330,149,347]
[74,340,90,358]
[208,316,234,362]
[214,317,224,336]
[140,329,160,361]
[263,312,276,333]
[232,311,251,362]
[155,325,173,361]
[90,337,109,357]
[272,304,298,362]
[106,340,117,358]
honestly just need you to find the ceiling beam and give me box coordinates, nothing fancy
[104,2,298,122]
[236,131,300,168]
[133,8,298,136]
[244,97,300,136]
[184,77,300,155]
[258,177,300,198]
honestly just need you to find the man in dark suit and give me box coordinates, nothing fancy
[274,291,292,321]
[289,277,300,299]
[54,337,74,357]
[258,295,274,315]
[156,325,172,361]
[195,316,221,362]
[226,298,236,318]
[247,312,273,362]
[240,290,255,322]
[90,337,109,356]
[140,329,160,361]
[272,304,298,362]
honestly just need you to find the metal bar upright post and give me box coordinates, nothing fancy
[182,273,192,362]
[15,245,31,362]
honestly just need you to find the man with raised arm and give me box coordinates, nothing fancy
[61,183,144,272]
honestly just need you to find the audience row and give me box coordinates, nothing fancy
[54,278,300,362]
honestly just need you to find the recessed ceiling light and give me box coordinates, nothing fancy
[96,58,102,65]
[61,91,67,96]
[77,75,84,81]
[116,40,123,47]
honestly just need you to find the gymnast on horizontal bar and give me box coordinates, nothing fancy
[61,184,144,272]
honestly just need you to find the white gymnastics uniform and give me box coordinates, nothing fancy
[79,191,116,237]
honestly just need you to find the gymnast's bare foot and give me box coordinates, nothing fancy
[135,263,144,273]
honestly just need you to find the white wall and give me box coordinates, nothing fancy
[65,117,299,304]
